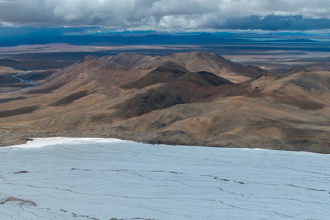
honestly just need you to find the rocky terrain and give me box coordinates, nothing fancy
[0,51,329,153]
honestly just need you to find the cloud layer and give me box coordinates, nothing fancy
[1,0,330,31]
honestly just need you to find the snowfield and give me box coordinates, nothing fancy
[0,138,330,220]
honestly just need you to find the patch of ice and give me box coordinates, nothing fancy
[1,137,329,220]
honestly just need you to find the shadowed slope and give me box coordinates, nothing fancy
[122,62,233,89]
[118,63,234,117]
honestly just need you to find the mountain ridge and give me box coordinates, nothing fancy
[0,52,329,153]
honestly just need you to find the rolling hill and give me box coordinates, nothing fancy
[0,52,329,153]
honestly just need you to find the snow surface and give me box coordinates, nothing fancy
[1,137,330,220]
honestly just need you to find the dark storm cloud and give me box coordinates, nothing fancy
[223,15,330,31]
[0,0,330,31]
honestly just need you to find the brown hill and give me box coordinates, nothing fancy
[0,52,329,153]
[166,52,270,83]
[25,51,267,96]
[106,70,330,153]
[26,52,157,95]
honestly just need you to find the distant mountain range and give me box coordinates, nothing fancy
[0,33,325,47]
[0,52,329,153]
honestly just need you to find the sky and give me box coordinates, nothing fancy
[0,0,330,34]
